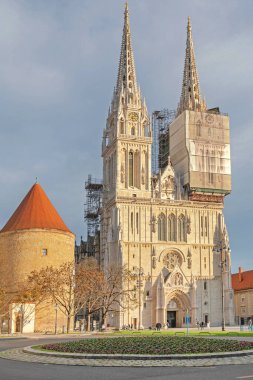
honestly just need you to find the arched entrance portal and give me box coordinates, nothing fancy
[166,290,191,328]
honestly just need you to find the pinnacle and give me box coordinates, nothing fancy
[177,17,206,117]
[187,16,191,30]
[114,2,138,101]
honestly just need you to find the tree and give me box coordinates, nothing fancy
[25,260,137,333]
[26,259,103,333]
[27,262,76,333]
[99,265,137,327]
[75,259,104,331]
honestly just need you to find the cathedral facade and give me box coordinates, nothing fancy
[101,4,235,329]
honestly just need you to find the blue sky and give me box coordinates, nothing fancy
[0,0,252,273]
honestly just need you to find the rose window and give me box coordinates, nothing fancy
[163,252,182,271]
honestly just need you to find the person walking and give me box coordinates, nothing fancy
[156,322,162,331]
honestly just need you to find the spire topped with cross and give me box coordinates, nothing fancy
[177,17,206,117]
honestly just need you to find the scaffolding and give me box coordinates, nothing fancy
[152,109,176,174]
[84,175,103,259]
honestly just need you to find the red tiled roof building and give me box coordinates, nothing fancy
[232,267,253,325]
[0,182,75,333]
[1,183,72,234]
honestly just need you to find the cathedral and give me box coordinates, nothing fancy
[101,3,235,329]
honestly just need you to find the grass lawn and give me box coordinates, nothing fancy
[105,330,253,337]
[40,336,253,355]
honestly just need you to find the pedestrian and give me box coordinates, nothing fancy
[248,319,252,331]
[196,320,200,330]
[156,322,162,331]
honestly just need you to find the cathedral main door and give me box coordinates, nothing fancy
[167,300,178,327]
[167,311,176,328]
[166,291,191,328]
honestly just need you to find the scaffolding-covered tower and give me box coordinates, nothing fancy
[84,175,103,262]
[152,109,176,174]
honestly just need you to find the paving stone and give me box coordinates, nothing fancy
[1,348,253,367]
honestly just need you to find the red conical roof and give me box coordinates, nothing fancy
[1,183,72,234]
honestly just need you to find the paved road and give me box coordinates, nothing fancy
[0,336,253,380]
[0,336,84,352]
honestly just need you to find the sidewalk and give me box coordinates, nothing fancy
[1,346,253,367]
[1,326,252,340]
[0,332,94,340]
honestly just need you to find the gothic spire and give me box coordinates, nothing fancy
[115,2,138,97]
[177,17,206,117]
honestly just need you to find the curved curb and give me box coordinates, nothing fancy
[24,346,253,361]
[0,337,27,341]
[1,348,253,367]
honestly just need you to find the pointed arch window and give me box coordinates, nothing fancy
[201,149,205,172]
[129,152,134,187]
[130,212,134,234]
[145,151,148,190]
[205,216,208,237]
[128,151,140,189]
[178,214,186,242]
[207,153,214,184]
[143,123,149,137]
[158,213,166,241]
[201,215,204,237]
[196,121,201,137]
[120,118,124,134]
[168,214,176,241]
[134,151,140,188]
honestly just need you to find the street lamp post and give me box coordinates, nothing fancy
[133,267,144,330]
[54,304,58,334]
[20,304,24,334]
[221,257,226,332]
[213,229,229,332]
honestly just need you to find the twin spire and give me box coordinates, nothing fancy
[115,2,138,97]
[177,17,206,116]
[113,5,206,116]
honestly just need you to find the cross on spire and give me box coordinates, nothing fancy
[177,17,206,117]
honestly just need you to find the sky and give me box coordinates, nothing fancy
[0,0,252,273]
